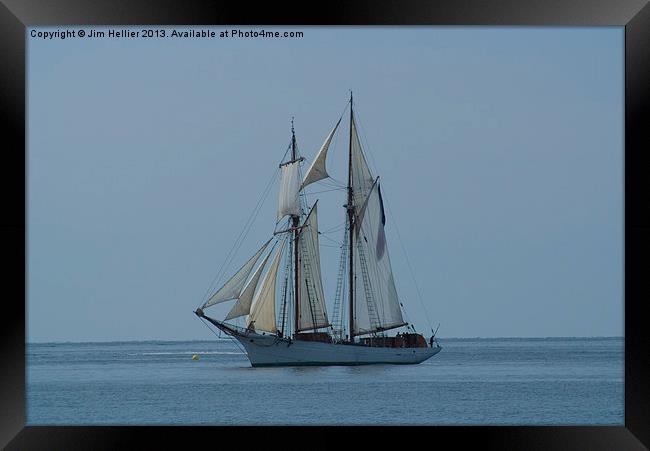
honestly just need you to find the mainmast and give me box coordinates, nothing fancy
[291,118,300,337]
[347,93,355,340]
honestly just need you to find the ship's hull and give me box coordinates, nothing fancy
[233,331,441,367]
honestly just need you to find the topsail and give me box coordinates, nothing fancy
[278,161,301,219]
[300,119,341,191]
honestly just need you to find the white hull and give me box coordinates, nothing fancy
[233,330,441,367]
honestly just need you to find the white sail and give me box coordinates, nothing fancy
[355,177,379,229]
[352,152,405,336]
[297,202,330,332]
[224,248,273,320]
[300,119,341,191]
[278,161,301,220]
[247,239,286,333]
[350,115,375,209]
[202,240,271,309]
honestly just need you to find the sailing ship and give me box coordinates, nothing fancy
[194,94,441,367]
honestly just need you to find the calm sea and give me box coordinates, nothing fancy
[27,337,623,425]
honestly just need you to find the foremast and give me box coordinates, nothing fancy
[279,119,330,337]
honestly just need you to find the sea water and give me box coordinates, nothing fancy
[27,337,623,425]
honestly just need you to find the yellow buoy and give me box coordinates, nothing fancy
[191,354,200,360]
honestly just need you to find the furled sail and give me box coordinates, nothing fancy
[278,161,301,220]
[202,239,271,309]
[297,202,330,332]
[350,115,375,209]
[247,238,286,333]
[352,167,405,336]
[300,119,341,191]
[224,248,273,320]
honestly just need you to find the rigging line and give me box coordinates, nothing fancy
[398,298,413,330]
[202,168,277,305]
[323,219,346,229]
[319,233,342,247]
[317,178,346,189]
[352,103,433,334]
[198,317,247,355]
[326,176,347,187]
[382,192,435,333]
[322,225,345,234]
[199,160,281,308]
[211,116,318,308]
[304,187,347,195]
[320,227,345,235]
[351,105,382,180]
[322,229,345,236]
[339,95,351,121]
[304,176,346,191]
[273,215,289,230]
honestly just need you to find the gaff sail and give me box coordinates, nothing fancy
[350,119,405,336]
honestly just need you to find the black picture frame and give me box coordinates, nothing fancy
[2,1,648,449]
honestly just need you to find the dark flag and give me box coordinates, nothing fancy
[376,184,387,260]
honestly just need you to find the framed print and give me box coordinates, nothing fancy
[2,0,648,449]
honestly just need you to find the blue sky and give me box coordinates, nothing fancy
[27,27,623,341]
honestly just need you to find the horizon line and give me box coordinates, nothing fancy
[27,335,625,345]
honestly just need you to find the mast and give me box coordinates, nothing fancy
[347,92,355,340]
[291,118,300,337]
